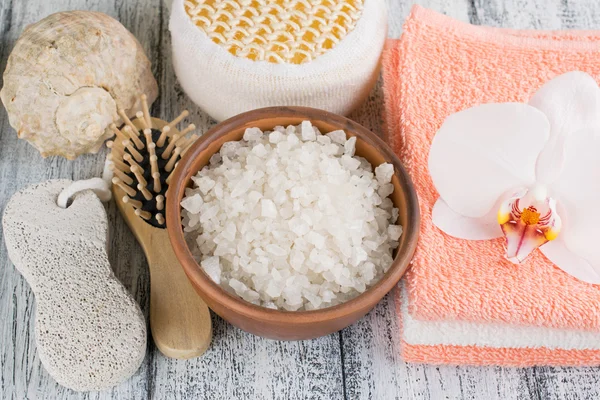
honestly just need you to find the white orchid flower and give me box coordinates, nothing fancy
[428,71,600,284]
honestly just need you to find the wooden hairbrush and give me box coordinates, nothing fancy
[107,94,211,359]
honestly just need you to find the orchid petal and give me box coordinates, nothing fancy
[429,103,550,218]
[499,188,561,264]
[550,128,600,266]
[540,240,600,284]
[530,72,600,184]
[432,198,503,240]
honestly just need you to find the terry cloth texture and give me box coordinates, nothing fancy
[383,5,600,366]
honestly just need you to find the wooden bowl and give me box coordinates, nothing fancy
[166,106,419,340]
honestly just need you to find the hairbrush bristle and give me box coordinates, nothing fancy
[123,195,142,209]
[123,140,144,162]
[165,147,181,172]
[138,183,153,201]
[109,94,198,228]
[118,109,142,142]
[162,133,181,160]
[141,94,151,128]
[156,195,165,211]
[157,126,171,148]
[167,110,189,130]
[111,163,134,185]
[112,177,136,197]
[108,153,129,173]
[125,125,145,149]
[135,208,152,220]
[131,165,147,187]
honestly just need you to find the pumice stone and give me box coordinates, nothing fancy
[3,180,147,391]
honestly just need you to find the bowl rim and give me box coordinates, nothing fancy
[166,106,420,324]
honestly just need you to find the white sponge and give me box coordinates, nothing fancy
[170,0,388,121]
[3,180,146,391]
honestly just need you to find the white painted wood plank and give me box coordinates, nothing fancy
[341,293,542,400]
[473,0,600,30]
[469,2,600,400]
[1,0,600,399]
[150,0,345,396]
[148,0,345,398]
[151,318,343,399]
[0,1,158,399]
[348,0,471,135]
[343,1,600,399]
[0,0,344,399]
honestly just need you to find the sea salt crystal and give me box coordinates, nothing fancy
[300,121,316,141]
[180,194,203,214]
[279,205,294,220]
[344,136,357,156]
[290,249,306,272]
[266,244,287,257]
[341,154,361,171]
[195,176,215,195]
[269,130,283,143]
[317,135,331,145]
[242,289,260,304]
[388,225,403,241]
[252,143,268,157]
[182,122,401,311]
[265,280,283,298]
[243,127,263,141]
[289,217,310,236]
[209,153,222,166]
[248,190,263,205]
[200,205,219,222]
[261,199,277,219]
[375,163,394,184]
[307,231,325,249]
[202,256,221,284]
[378,183,394,198]
[220,141,241,157]
[231,179,253,197]
[223,222,237,241]
[327,130,347,144]
[229,278,248,296]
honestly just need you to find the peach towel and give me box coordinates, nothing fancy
[383,5,600,365]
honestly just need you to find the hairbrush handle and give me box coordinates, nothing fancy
[145,229,212,359]
[114,185,212,359]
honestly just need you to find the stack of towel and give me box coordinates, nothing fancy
[383,5,600,366]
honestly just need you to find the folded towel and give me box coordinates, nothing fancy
[383,5,600,365]
[398,284,600,366]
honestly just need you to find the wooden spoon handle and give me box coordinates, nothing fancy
[146,231,212,359]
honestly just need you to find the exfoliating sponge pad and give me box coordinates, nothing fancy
[170,0,387,121]
[3,180,147,391]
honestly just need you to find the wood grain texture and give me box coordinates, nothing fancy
[113,116,212,360]
[0,0,599,399]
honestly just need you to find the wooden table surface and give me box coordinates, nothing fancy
[1,0,599,399]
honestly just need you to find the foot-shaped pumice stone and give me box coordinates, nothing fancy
[2,180,146,391]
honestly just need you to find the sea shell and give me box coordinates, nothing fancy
[1,11,158,160]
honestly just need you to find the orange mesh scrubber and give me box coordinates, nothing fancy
[170,0,387,121]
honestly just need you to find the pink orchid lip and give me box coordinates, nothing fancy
[498,188,561,264]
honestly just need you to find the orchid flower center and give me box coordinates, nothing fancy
[497,185,561,264]
[520,206,540,225]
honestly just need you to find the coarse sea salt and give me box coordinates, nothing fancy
[181,121,402,311]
